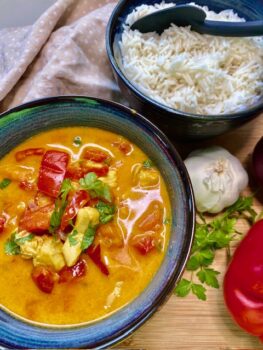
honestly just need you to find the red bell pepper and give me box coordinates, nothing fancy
[60,190,89,231]
[31,266,57,294]
[83,149,109,163]
[0,215,6,233]
[19,204,54,234]
[224,219,263,340]
[38,150,69,198]
[15,148,45,161]
[59,259,87,283]
[131,235,155,255]
[86,244,109,276]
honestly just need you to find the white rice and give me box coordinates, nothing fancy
[118,2,263,115]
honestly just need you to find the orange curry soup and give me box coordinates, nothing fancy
[0,127,171,325]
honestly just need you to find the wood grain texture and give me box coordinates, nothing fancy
[119,113,263,350]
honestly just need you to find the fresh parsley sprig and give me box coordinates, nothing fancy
[49,179,73,234]
[175,196,257,301]
[4,232,34,256]
[79,172,112,202]
[0,178,11,190]
[95,201,115,224]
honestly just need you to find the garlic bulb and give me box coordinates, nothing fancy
[184,146,248,213]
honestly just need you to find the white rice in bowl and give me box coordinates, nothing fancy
[117,2,263,115]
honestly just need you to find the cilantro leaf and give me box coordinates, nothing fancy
[49,179,73,234]
[143,159,153,168]
[95,201,115,224]
[79,172,111,202]
[197,268,220,288]
[174,279,192,297]
[73,136,82,147]
[0,178,11,190]
[191,283,207,301]
[68,229,79,246]
[4,233,20,255]
[81,225,96,251]
[4,232,34,256]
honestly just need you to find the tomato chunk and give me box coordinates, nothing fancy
[0,215,6,233]
[138,204,162,231]
[132,235,155,255]
[60,190,90,231]
[15,148,45,161]
[83,149,109,163]
[31,266,57,293]
[86,244,109,276]
[59,259,87,283]
[19,204,54,234]
[38,150,69,198]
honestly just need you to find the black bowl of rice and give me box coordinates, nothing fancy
[106,0,263,140]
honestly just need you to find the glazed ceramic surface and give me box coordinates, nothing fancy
[106,0,263,140]
[0,96,194,349]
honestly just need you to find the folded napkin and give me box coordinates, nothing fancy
[0,0,120,112]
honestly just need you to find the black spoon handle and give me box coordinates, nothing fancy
[192,19,263,37]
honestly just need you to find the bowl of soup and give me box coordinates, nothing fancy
[0,96,194,348]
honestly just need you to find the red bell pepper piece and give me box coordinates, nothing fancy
[86,244,109,276]
[19,204,54,234]
[59,259,87,283]
[131,235,155,255]
[60,190,90,231]
[83,149,109,163]
[31,266,57,294]
[15,148,45,161]
[38,150,69,198]
[0,215,6,233]
[224,219,263,340]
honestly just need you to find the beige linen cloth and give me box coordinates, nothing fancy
[0,0,121,112]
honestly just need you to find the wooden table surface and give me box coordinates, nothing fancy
[120,113,263,350]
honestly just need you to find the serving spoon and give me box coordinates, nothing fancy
[130,5,263,36]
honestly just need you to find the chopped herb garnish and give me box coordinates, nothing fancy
[49,179,73,234]
[81,225,96,251]
[163,218,170,225]
[143,159,153,168]
[174,196,257,301]
[4,232,34,256]
[73,136,82,147]
[68,229,79,246]
[79,172,111,202]
[0,178,11,190]
[95,201,116,224]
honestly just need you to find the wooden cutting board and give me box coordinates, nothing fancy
[120,113,263,350]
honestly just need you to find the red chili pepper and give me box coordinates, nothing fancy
[224,219,263,340]
[86,244,109,276]
[82,164,109,177]
[65,165,85,181]
[15,148,45,161]
[59,259,87,283]
[31,266,57,293]
[60,190,90,231]
[19,204,54,234]
[113,141,133,155]
[0,215,6,233]
[131,235,155,255]
[37,150,69,198]
[83,149,109,163]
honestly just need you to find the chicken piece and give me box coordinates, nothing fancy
[99,170,117,188]
[138,168,159,188]
[63,207,99,267]
[33,238,65,271]
[0,165,36,182]
[16,231,65,271]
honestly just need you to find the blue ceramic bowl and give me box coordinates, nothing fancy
[106,0,263,140]
[0,96,195,349]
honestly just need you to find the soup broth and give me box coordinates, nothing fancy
[0,127,171,325]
